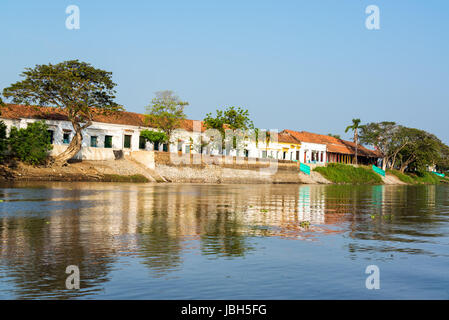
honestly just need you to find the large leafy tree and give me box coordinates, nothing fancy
[2,60,121,165]
[397,128,441,173]
[145,90,188,152]
[359,121,406,170]
[203,106,254,152]
[344,118,361,165]
[435,142,449,172]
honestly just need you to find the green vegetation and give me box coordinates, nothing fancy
[203,106,254,150]
[8,121,53,165]
[3,60,121,165]
[0,121,7,161]
[345,118,361,165]
[299,221,310,228]
[314,163,383,184]
[102,174,149,183]
[386,169,415,184]
[359,121,449,173]
[387,169,443,184]
[145,90,189,152]
[140,129,167,145]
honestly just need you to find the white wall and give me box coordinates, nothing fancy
[1,116,329,163]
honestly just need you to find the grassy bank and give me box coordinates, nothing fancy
[314,163,383,184]
[101,174,149,183]
[387,169,445,184]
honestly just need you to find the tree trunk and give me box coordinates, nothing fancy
[399,156,415,173]
[53,120,90,166]
[382,157,388,171]
[399,163,407,173]
[354,130,358,165]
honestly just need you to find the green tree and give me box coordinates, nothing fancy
[203,106,254,152]
[145,90,188,152]
[345,118,361,165]
[328,133,341,139]
[0,121,7,161]
[2,60,121,165]
[140,129,168,148]
[9,121,53,165]
[435,142,449,173]
[359,122,406,170]
[397,128,441,173]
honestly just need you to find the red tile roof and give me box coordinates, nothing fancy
[282,129,381,158]
[0,104,206,132]
[0,105,381,158]
[278,132,301,144]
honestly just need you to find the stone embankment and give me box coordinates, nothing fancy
[150,152,331,184]
[2,151,408,185]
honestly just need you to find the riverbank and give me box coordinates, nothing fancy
[387,169,449,184]
[314,163,446,185]
[314,163,383,184]
[0,159,152,183]
[1,159,445,185]
[0,158,332,184]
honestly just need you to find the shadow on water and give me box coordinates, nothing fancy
[0,182,448,298]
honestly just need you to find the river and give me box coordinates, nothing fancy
[0,182,448,299]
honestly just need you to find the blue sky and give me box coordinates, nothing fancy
[1,0,448,143]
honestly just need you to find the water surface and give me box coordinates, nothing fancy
[0,182,448,299]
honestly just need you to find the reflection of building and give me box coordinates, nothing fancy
[0,183,357,298]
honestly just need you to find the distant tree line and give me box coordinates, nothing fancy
[358,121,449,173]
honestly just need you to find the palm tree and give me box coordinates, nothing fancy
[345,118,361,165]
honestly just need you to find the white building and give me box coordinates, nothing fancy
[0,104,379,165]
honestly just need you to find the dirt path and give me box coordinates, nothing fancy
[382,173,406,185]
[298,171,332,184]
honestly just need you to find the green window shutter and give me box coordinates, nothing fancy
[124,135,131,148]
[104,135,113,148]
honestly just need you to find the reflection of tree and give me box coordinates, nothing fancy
[136,210,183,277]
[200,210,254,258]
[344,185,445,257]
[0,210,115,299]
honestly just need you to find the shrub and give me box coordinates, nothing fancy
[0,121,7,162]
[9,121,53,165]
[140,129,167,145]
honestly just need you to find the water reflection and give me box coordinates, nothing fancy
[0,182,448,299]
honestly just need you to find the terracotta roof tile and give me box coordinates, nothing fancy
[282,129,380,158]
[278,132,301,144]
[0,104,206,132]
